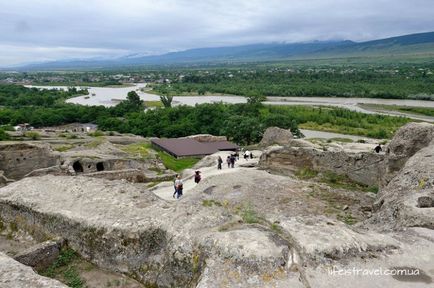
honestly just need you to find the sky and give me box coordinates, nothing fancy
[0,0,433,66]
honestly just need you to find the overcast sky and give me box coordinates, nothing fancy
[0,0,433,66]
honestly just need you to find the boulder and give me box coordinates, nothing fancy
[382,122,434,186]
[259,127,293,147]
[14,239,64,271]
[0,252,67,288]
[370,142,434,230]
[259,145,384,186]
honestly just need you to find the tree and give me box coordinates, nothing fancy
[160,95,173,108]
[126,91,143,107]
[246,92,266,105]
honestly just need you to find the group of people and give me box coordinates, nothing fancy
[174,149,253,199]
[173,171,201,199]
[216,150,253,170]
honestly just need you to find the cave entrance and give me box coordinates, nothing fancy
[96,162,105,171]
[73,161,83,173]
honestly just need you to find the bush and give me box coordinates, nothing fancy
[0,129,9,141]
[87,130,105,137]
[24,131,41,140]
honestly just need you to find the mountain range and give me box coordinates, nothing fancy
[12,31,434,70]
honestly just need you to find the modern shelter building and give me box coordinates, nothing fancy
[151,138,238,158]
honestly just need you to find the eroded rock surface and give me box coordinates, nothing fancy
[259,141,384,186]
[382,122,434,186]
[0,252,67,288]
[260,127,293,147]
[0,142,60,180]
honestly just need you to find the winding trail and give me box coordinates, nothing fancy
[150,151,261,201]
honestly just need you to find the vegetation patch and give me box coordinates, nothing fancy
[320,171,378,193]
[119,142,151,159]
[337,212,358,225]
[87,130,105,137]
[202,199,222,207]
[0,128,10,141]
[327,137,354,143]
[85,137,105,148]
[294,167,318,180]
[24,131,41,140]
[359,103,434,117]
[54,144,75,152]
[41,248,85,288]
[240,204,261,224]
[143,100,164,108]
[157,151,199,172]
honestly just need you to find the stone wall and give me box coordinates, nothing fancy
[183,134,227,142]
[0,143,60,180]
[259,145,384,186]
[84,169,175,183]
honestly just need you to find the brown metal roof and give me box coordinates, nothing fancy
[151,138,238,158]
[205,141,239,151]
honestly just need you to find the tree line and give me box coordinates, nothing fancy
[0,84,411,143]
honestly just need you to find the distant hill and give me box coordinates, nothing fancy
[13,31,434,70]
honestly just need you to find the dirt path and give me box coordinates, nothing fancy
[150,151,261,201]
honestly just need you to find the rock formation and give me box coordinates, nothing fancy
[1,123,434,287]
[259,127,293,147]
[259,140,384,186]
[0,142,60,180]
[0,252,67,288]
[382,122,434,186]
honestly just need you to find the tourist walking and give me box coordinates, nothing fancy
[217,156,223,170]
[173,175,183,199]
[374,144,382,153]
[173,174,178,195]
[244,150,250,160]
[226,156,231,168]
[230,154,236,168]
[194,171,201,184]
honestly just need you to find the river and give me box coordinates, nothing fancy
[26,83,434,122]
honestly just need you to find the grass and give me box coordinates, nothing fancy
[119,142,151,159]
[240,204,260,224]
[359,103,434,117]
[294,167,318,180]
[24,131,41,140]
[202,199,222,207]
[327,137,354,143]
[143,100,164,108]
[320,171,378,193]
[41,248,85,288]
[59,132,79,139]
[157,151,200,172]
[87,130,105,137]
[337,213,358,225]
[85,137,105,148]
[54,144,75,152]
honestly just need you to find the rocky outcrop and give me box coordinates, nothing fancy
[0,142,60,180]
[0,175,300,287]
[370,141,434,230]
[1,167,433,287]
[259,127,293,147]
[382,122,434,186]
[84,169,175,183]
[0,170,13,187]
[259,143,384,186]
[14,239,63,271]
[0,252,67,288]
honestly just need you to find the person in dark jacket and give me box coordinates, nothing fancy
[217,156,223,170]
[194,171,201,184]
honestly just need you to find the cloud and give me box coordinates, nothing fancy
[0,0,433,66]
